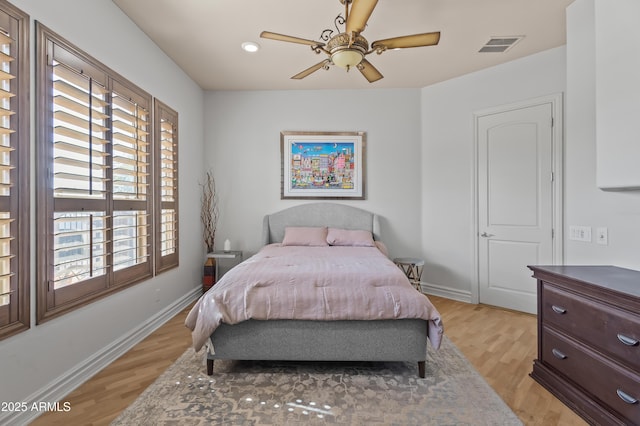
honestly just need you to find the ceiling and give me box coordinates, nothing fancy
[113,0,575,91]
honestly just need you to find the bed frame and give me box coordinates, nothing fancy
[206,203,429,378]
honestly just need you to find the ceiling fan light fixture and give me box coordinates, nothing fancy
[327,32,368,69]
[261,1,439,83]
[331,48,364,68]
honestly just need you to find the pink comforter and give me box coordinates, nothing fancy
[185,244,444,352]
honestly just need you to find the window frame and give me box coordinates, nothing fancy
[36,23,157,323]
[0,0,29,341]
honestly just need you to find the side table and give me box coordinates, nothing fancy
[394,257,424,292]
[203,250,243,293]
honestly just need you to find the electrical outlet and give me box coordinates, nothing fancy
[596,227,608,245]
[569,226,592,242]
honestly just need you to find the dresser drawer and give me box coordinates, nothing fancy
[542,327,640,424]
[541,283,640,371]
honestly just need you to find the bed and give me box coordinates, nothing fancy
[185,203,443,378]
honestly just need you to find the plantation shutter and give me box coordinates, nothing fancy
[0,20,16,323]
[154,99,178,272]
[0,1,28,339]
[49,49,110,307]
[112,82,153,284]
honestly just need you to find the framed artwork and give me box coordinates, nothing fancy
[281,131,366,199]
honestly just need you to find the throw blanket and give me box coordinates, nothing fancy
[186,244,444,352]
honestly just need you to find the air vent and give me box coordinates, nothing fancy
[479,36,523,53]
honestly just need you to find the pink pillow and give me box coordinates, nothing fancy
[281,226,328,246]
[326,228,375,247]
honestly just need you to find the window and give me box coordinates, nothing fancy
[36,24,155,322]
[0,1,29,340]
[154,99,179,273]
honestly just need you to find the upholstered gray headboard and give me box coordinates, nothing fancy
[262,203,381,245]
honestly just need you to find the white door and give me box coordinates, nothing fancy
[477,102,555,314]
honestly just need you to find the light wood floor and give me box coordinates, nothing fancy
[32,295,586,426]
[429,296,585,426]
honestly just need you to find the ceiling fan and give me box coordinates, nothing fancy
[260,0,440,83]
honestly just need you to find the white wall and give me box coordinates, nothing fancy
[420,47,567,300]
[0,0,204,412]
[203,89,423,259]
[564,0,640,267]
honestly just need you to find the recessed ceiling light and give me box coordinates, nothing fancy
[241,41,260,53]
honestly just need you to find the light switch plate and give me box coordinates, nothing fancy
[569,226,592,242]
[596,227,608,245]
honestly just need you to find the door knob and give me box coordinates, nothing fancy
[480,232,494,238]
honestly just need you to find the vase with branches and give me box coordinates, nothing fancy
[200,170,219,253]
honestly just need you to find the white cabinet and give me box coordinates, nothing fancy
[595,0,640,190]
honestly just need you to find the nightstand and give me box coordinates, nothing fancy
[394,257,424,292]
[207,250,243,282]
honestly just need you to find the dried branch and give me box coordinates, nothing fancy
[200,170,219,253]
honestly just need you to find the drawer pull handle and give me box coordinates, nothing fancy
[552,348,567,359]
[551,305,567,314]
[616,389,638,405]
[617,333,639,346]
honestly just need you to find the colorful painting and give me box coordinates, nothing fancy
[281,131,365,199]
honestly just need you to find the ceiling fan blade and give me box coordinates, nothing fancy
[371,32,441,50]
[260,31,325,47]
[346,0,378,35]
[358,59,383,83]
[291,60,330,80]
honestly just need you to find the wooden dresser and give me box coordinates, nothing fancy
[528,265,640,425]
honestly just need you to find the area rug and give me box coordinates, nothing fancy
[112,336,522,425]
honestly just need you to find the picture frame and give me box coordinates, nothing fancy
[281,131,366,200]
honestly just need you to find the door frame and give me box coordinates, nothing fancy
[471,93,564,305]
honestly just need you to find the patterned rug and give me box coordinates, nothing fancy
[112,336,522,425]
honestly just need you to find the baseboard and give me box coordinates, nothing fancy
[2,286,202,426]
[420,282,473,303]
